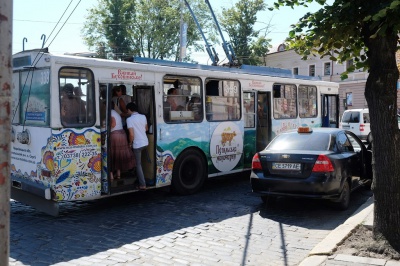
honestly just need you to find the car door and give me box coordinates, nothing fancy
[344,131,371,188]
[345,131,371,179]
[337,131,362,188]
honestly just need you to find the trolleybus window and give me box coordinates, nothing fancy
[205,79,241,121]
[13,68,51,127]
[243,92,256,127]
[273,83,297,119]
[299,85,317,118]
[59,67,95,127]
[163,75,203,122]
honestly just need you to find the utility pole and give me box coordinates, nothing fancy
[0,0,12,265]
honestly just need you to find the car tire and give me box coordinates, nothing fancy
[172,149,206,195]
[332,181,350,210]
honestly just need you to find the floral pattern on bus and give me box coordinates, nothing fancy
[40,129,102,201]
[156,149,175,185]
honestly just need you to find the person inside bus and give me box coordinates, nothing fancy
[163,87,184,121]
[110,101,135,181]
[167,88,185,111]
[119,84,133,106]
[126,102,148,191]
[73,86,87,122]
[112,86,129,128]
[188,93,202,120]
[61,83,81,124]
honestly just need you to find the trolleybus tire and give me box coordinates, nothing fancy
[172,149,206,195]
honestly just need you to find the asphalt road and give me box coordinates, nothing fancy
[9,172,372,266]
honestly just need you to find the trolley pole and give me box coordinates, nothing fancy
[0,0,12,265]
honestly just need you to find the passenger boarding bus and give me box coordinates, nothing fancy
[10,48,339,215]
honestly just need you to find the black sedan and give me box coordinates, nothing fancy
[250,127,372,210]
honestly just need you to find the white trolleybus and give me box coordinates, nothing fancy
[11,48,339,215]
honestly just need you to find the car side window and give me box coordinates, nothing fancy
[337,132,354,152]
[346,133,363,152]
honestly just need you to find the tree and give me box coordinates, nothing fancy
[220,0,271,65]
[82,0,217,61]
[273,0,400,251]
[83,0,135,59]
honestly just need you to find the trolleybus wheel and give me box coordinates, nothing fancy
[172,149,206,195]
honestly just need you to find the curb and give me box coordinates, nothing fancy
[298,196,374,266]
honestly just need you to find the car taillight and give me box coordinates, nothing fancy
[252,153,262,170]
[360,124,365,132]
[312,155,334,172]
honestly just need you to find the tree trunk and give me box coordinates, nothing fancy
[364,31,400,251]
[0,0,12,264]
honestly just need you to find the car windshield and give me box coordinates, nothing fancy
[267,132,331,151]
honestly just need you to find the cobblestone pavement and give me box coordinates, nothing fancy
[9,173,372,266]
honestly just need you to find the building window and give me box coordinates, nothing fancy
[293,67,298,75]
[346,92,353,106]
[309,65,315,76]
[324,62,331,76]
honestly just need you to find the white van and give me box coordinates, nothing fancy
[341,108,400,143]
[340,109,371,142]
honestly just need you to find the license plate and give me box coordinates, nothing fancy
[272,162,301,170]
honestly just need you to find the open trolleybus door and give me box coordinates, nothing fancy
[256,91,272,152]
[99,83,157,195]
[242,90,271,168]
[321,94,339,128]
[99,83,112,195]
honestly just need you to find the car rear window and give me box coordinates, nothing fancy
[342,111,361,123]
[267,132,331,151]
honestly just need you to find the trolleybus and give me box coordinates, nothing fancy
[10,48,339,215]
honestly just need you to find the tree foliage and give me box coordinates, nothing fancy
[82,0,217,61]
[273,0,400,251]
[220,0,271,65]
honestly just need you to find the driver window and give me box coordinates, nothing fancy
[337,132,354,152]
[346,133,362,152]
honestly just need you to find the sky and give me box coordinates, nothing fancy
[12,0,329,65]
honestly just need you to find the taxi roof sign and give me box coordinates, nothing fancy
[298,126,313,133]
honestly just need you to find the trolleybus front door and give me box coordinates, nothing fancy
[321,94,339,128]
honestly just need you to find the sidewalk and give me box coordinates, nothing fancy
[299,197,400,266]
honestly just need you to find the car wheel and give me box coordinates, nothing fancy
[332,181,350,210]
[172,149,206,195]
